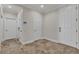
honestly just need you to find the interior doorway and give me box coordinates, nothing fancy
[4,18,17,40]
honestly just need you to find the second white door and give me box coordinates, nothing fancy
[4,18,17,41]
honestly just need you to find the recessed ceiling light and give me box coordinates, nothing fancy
[8,5,12,8]
[40,5,44,8]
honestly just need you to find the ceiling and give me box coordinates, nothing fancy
[20,4,68,14]
[1,4,69,15]
[2,4,22,15]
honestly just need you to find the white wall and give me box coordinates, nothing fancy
[42,11,59,41]
[31,11,42,39]
[22,8,42,43]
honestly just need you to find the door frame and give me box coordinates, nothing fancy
[4,17,17,40]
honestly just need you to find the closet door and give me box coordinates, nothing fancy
[59,5,77,47]
[0,9,3,42]
[0,6,1,41]
[58,8,65,43]
[4,18,17,40]
[0,15,2,42]
[78,4,79,48]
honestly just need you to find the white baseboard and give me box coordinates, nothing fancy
[44,38,79,49]
[21,37,59,44]
[39,37,59,43]
[19,37,79,49]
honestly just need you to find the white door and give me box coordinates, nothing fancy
[78,5,79,48]
[0,15,2,42]
[0,8,2,42]
[59,5,77,47]
[4,18,17,40]
[58,8,65,43]
[0,14,3,42]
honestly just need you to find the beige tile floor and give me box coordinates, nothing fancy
[0,39,79,54]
